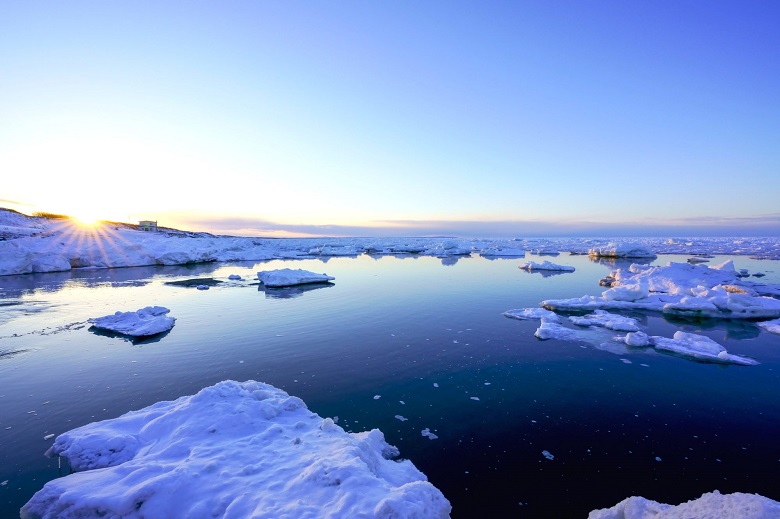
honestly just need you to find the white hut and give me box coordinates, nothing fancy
[139,220,158,232]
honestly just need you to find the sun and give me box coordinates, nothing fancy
[73,211,104,226]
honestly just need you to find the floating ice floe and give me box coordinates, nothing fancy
[519,260,575,272]
[615,331,759,366]
[257,268,335,288]
[88,306,175,338]
[543,261,780,320]
[420,428,439,440]
[588,243,657,259]
[505,307,759,365]
[588,490,780,519]
[22,380,451,519]
[228,274,242,280]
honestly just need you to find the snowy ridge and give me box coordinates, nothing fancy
[22,380,451,519]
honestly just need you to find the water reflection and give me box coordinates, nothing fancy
[518,269,572,278]
[258,283,334,299]
[0,263,226,298]
[88,326,174,345]
[664,315,762,340]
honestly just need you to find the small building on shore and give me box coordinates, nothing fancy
[139,220,158,232]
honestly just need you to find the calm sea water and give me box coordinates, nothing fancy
[1,254,780,518]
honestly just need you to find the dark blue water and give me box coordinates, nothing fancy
[1,254,779,517]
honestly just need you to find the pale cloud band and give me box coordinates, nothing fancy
[177,214,780,238]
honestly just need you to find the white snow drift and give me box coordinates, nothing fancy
[22,380,451,519]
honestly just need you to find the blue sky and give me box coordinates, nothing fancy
[1,1,779,237]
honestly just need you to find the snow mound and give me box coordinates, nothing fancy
[588,490,780,519]
[88,306,175,338]
[22,380,451,519]
[257,268,335,288]
[519,260,575,272]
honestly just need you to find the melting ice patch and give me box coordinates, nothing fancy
[22,380,451,519]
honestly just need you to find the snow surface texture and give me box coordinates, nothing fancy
[587,490,780,519]
[22,380,451,519]
[88,306,175,337]
[543,261,780,320]
[3,209,780,276]
[257,268,335,288]
[519,260,575,272]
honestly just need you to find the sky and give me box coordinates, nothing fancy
[1,1,779,238]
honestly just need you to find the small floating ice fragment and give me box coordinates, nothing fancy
[421,428,438,440]
[542,450,554,460]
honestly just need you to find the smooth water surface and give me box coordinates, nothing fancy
[1,254,780,517]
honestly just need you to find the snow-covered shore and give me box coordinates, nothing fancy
[2,209,780,276]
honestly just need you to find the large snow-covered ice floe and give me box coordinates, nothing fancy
[543,261,780,320]
[88,306,175,338]
[22,380,451,519]
[588,489,780,519]
[257,268,335,288]
[519,260,575,272]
